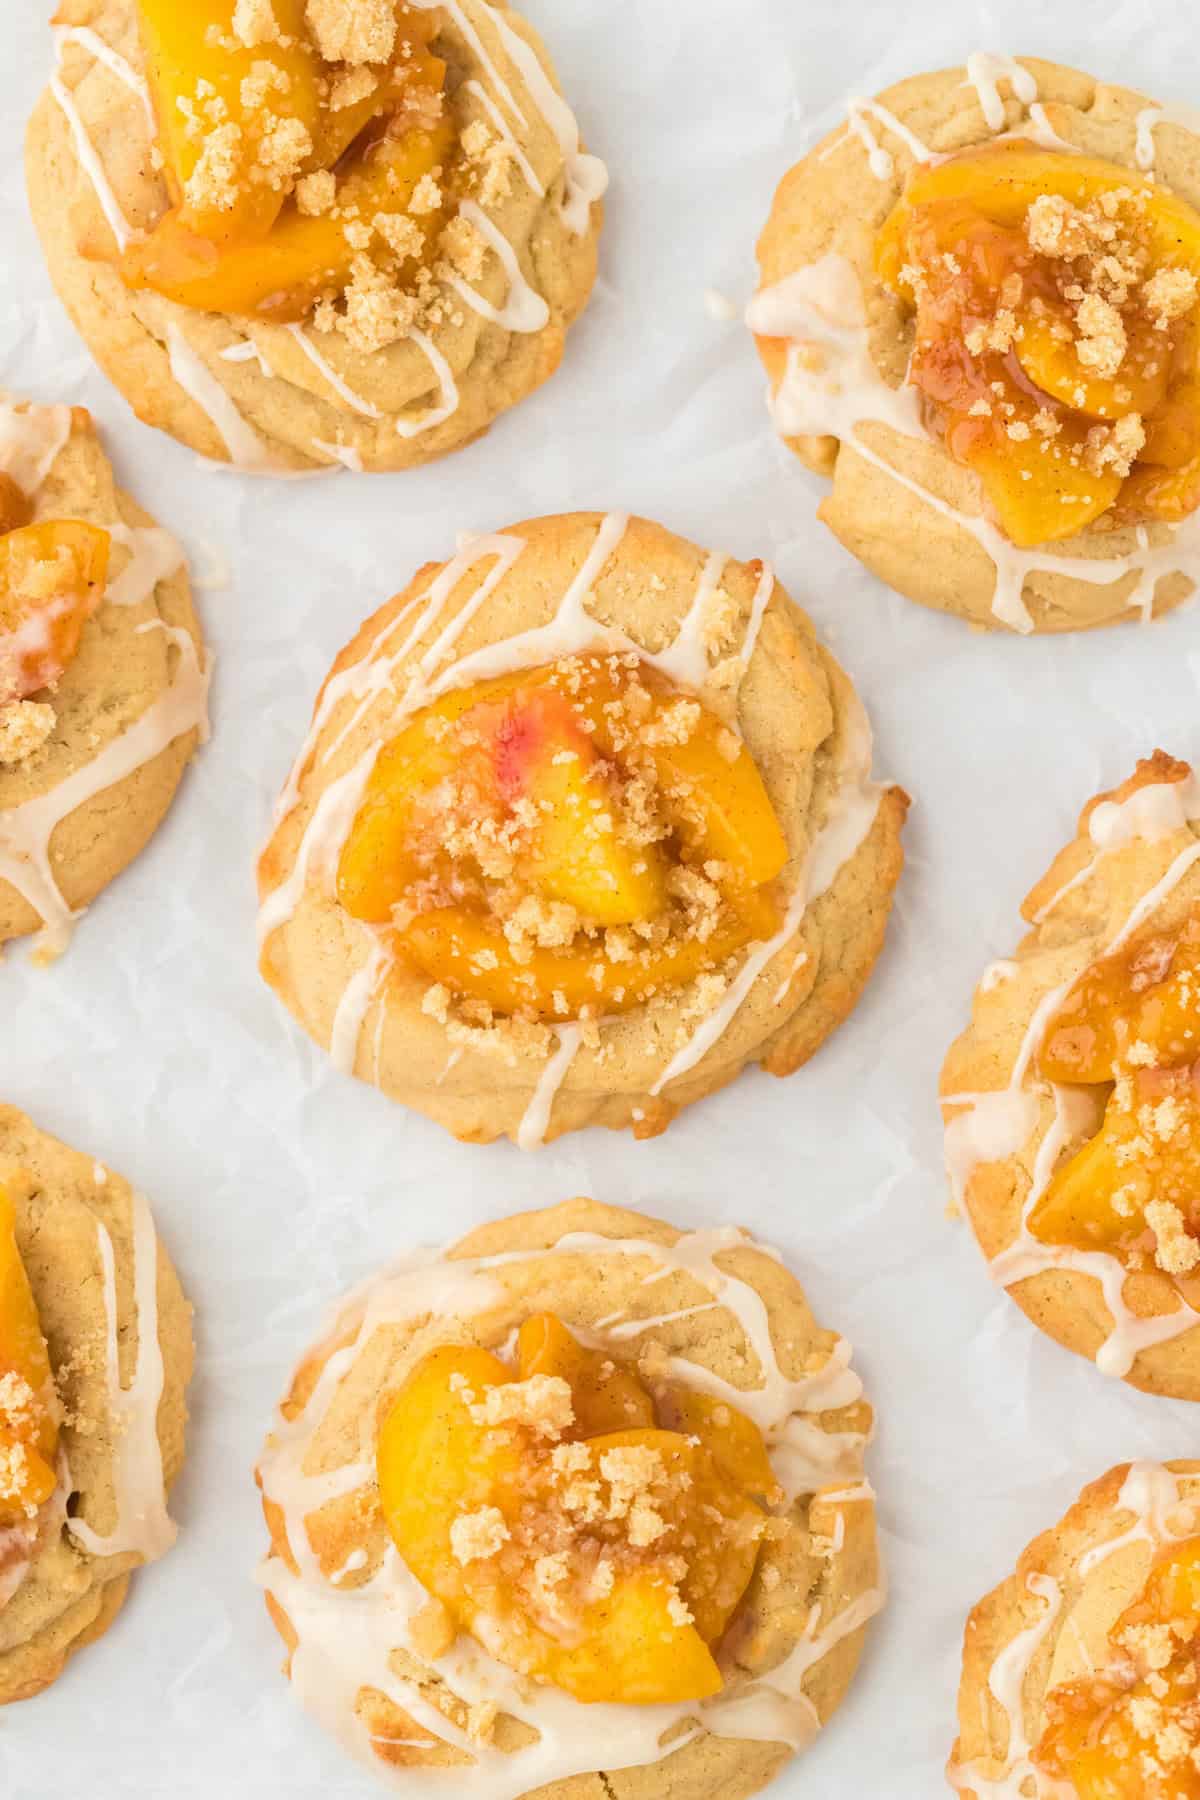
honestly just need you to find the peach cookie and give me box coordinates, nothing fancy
[256,512,907,1146]
[0,396,208,958]
[949,1461,1200,1799]
[0,1105,193,1703]
[941,752,1200,1398]
[28,0,606,473]
[748,53,1200,632]
[256,1198,883,1798]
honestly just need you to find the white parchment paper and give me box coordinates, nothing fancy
[4,2,1200,1794]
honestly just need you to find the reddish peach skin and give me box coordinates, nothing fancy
[0,520,110,705]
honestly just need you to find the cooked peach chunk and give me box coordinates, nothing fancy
[134,0,324,243]
[877,143,1200,546]
[655,1385,780,1504]
[391,888,780,1020]
[377,1336,767,1705]
[119,123,452,320]
[1040,908,1200,1084]
[1029,1062,1200,1262]
[516,1314,655,1436]
[0,475,31,537]
[0,521,110,705]
[1034,1538,1200,1799]
[0,1187,59,1524]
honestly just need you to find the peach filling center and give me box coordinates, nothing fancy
[1034,1537,1200,1799]
[336,653,790,1023]
[876,143,1200,547]
[0,468,110,767]
[376,1313,778,1706]
[0,1188,59,1529]
[1029,904,1200,1285]
[113,0,451,325]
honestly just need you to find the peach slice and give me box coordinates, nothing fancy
[516,1314,655,1437]
[134,0,324,243]
[1029,1062,1200,1256]
[0,521,110,705]
[1016,311,1173,423]
[0,1187,58,1524]
[1040,908,1200,1084]
[879,144,1200,276]
[390,887,780,1020]
[377,1342,767,1705]
[968,434,1122,549]
[337,672,669,930]
[655,1385,780,1504]
[118,121,453,320]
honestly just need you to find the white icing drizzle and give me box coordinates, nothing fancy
[330,934,394,1076]
[219,338,275,378]
[446,199,551,333]
[105,522,186,607]
[820,98,933,180]
[481,5,609,234]
[952,1465,1200,1796]
[67,1190,176,1563]
[944,784,1200,1377]
[949,1572,1062,1798]
[52,24,154,130]
[263,513,886,1113]
[165,324,298,473]
[286,326,381,419]
[49,30,144,252]
[964,53,1038,130]
[0,626,211,956]
[516,1024,583,1149]
[311,437,364,471]
[1135,104,1200,171]
[257,1224,880,1795]
[747,251,1200,632]
[393,328,461,439]
[0,401,72,494]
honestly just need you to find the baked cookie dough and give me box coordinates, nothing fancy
[0,1105,193,1703]
[257,511,908,1145]
[950,1460,1200,1796]
[28,0,605,474]
[748,53,1200,632]
[942,751,1200,1398]
[257,1196,883,1798]
[0,395,208,958]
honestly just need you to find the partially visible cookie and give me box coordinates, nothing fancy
[950,1460,1200,1796]
[27,0,604,473]
[258,510,907,1146]
[0,396,208,957]
[750,55,1200,632]
[0,1105,193,1703]
[942,751,1200,1397]
[257,1196,883,1798]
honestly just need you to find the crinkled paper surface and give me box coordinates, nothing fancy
[4,2,1200,1795]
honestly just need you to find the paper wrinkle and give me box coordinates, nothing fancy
[4,4,1200,1798]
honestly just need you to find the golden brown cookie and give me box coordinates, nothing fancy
[257,511,908,1145]
[0,396,208,958]
[941,751,1200,1397]
[256,1196,883,1798]
[950,1460,1200,1796]
[27,0,604,474]
[749,55,1200,632]
[0,1105,193,1704]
